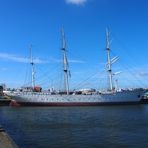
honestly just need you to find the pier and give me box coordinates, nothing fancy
[0,126,18,148]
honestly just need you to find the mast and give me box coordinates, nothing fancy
[115,79,118,91]
[61,28,70,95]
[30,45,35,88]
[106,28,113,91]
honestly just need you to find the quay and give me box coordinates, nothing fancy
[0,126,18,148]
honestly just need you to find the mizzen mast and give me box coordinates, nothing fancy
[61,28,70,95]
[30,45,35,88]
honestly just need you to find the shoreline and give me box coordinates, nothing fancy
[0,126,18,148]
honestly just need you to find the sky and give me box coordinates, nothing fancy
[0,0,148,90]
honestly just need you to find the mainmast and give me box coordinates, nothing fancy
[106,28,113,91]
[30,45,35,88]
[61,28,70,95]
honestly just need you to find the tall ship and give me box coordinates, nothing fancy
[6,28,147,106]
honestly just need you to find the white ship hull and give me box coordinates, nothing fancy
[7,89,146,106]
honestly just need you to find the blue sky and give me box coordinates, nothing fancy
[0,0,148,90]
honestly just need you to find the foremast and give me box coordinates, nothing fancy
[30,45,35,88]
[106,28,113,91]
[61,28,70,95]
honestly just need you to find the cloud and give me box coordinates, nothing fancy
[0,67,8,71]
[0,53,85,64]
[49,57,85,64]
[0,53,47,64]
[69,59,85,63]
[65,0,87,5]
[139,72,148,77]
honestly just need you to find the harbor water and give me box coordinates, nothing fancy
[0,105,148,147]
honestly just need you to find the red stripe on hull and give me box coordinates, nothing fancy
[10,100,141,106]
